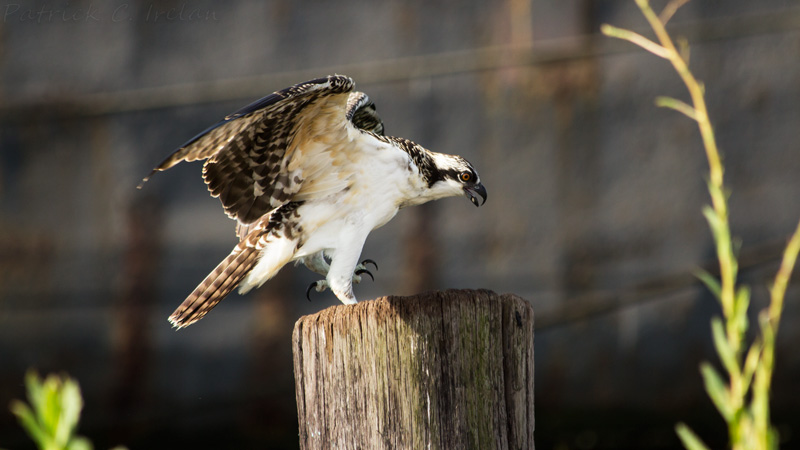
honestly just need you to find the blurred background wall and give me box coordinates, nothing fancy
[1,0,799,448]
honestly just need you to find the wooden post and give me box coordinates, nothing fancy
[292,289,534,450]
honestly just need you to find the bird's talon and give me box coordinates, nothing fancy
[361,259,379,271]
[355,268,374,282]
[306,282,317,301]
[306,279,332,300]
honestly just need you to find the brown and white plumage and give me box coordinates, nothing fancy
[140,75,486,328]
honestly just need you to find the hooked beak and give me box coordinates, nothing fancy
[464,183,487,207]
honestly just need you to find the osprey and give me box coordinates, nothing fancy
[140,75,486,328]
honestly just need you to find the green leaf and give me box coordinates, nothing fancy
[705,176,728,199]
[702,206,723,241]
[741,340,762,394]
[10,372,99,450]
[695,269,721,299]
[677,36,691,64]
[711,317,737,376]
[676,422,711,450]
[57,379,84,446]
[600,23,671,58]
[701,206,737,277]
[734,286,751,334]
[749,391,768,440]
[655,96,697,120]
[700,363,733,421]
[41,375,62,437]
[10,400,49,449]
[23,372,45,421]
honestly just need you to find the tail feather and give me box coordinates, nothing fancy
[168,244,258,329]
[168,202,304,329]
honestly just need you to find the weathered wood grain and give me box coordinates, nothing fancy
[293,289,534,450]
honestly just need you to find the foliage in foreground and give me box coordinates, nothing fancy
[602,1,800,449]
[8,371,126,450]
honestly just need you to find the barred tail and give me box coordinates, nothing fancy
[168,202,303,329]
[168,243,258,329]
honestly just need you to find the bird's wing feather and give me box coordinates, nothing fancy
[139,75,385,231]
[346,91,384,135]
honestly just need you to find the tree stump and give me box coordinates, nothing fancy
[292,289,534,450]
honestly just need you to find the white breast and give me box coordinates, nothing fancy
[291,132,417,258]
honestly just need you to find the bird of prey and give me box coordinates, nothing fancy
[140,75,486,329]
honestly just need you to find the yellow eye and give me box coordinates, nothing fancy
[460,172,471,182]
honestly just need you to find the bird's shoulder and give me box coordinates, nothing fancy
[141,75,391,231]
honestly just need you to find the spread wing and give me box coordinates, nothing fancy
[139,75,385,230]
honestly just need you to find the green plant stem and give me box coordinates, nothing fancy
[602,2,800,449]
[768,219,800,331]
[634,0,735,324]
[753,219,800,448]
[601,7,735,322]
[630,5,746,430]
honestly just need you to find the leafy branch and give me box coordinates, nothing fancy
[602,1,800,449]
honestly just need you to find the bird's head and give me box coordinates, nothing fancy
[428,152,487,207]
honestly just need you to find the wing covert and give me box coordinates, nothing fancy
[139,74,386,227]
